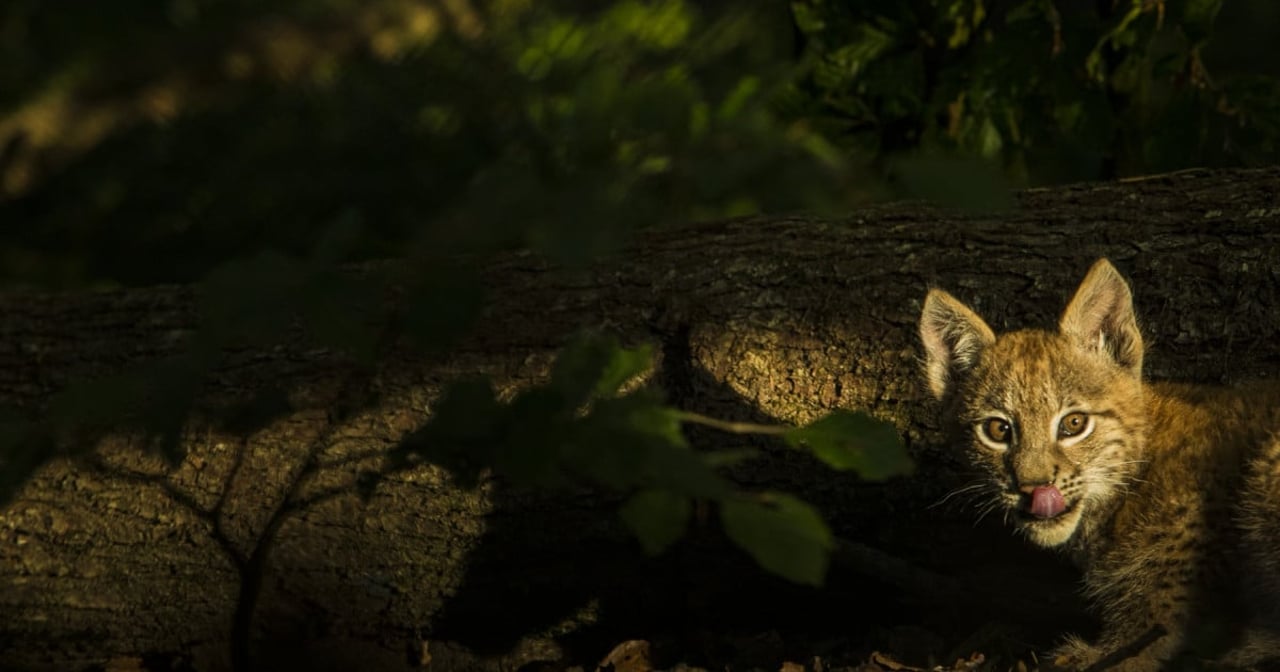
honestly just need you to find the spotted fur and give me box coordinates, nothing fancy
[920,259,1280,671]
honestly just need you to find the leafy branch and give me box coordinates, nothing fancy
[389,334,912,586]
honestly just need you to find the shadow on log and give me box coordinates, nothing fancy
[4,167,1280,670]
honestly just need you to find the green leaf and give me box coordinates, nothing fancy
[550,337,611,405]
[1180,0,1223,42]
[700,448,758,468]
[495,388,569,487]
[717,75,760,120]
[620,489,691,555]
[644,440,735,499]
[594,343,654,397]
[604,0,694,50]
[720,492,832,586]
[566,393,691,490]
[563,390,735,497]
[784,410,912,480]
[550,335,653,405]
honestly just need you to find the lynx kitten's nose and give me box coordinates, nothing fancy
[1028,485,1066,518]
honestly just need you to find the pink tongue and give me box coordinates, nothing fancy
[1029,486,1066,518]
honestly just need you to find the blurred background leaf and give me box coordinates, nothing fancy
[4,0,1277,291]
[620,488,691,555]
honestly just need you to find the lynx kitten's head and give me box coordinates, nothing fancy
[919,259,1147,547]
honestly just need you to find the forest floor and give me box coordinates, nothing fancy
[557,630,1044,672]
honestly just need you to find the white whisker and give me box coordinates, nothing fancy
[930,481,991,508]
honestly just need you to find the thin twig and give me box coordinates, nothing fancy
[674,410,790,436]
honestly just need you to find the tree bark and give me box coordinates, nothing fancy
[3,167,1280,671]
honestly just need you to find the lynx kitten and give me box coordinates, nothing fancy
[919,259,1280,671]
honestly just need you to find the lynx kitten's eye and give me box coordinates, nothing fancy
[1059,412,1089,438]
[981,418,1012,443]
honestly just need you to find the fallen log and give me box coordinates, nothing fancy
[3,167,1279,671]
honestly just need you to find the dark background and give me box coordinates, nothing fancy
[2,0,1278,291]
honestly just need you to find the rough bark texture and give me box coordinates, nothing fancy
[3,167,1280,671]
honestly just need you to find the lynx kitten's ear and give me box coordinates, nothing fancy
[919,289,997,400]
[1059,259,1143,376]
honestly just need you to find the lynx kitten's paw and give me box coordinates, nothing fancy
[1049,638,1165,672]
[1048,636,1100,671]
